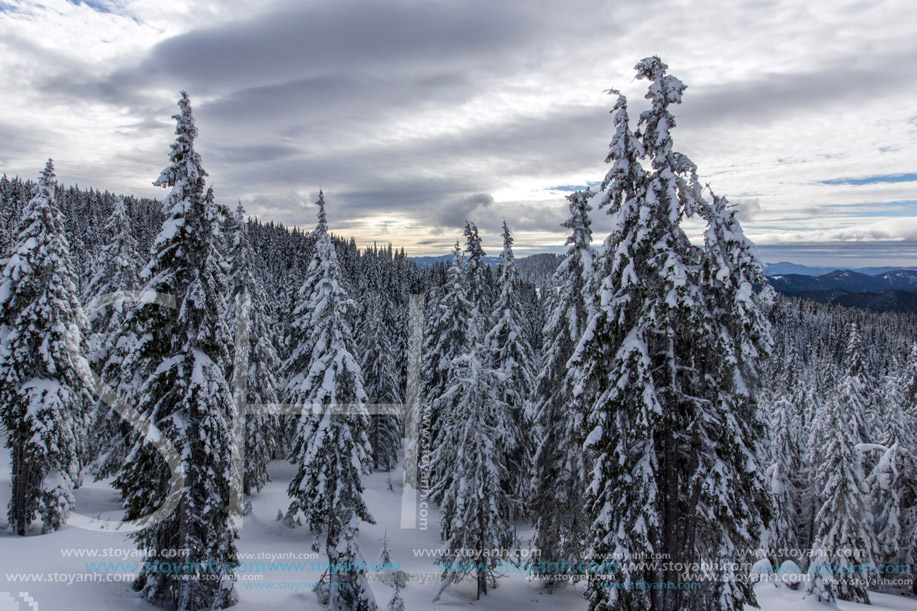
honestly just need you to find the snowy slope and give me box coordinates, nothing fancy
[1,446,915,611]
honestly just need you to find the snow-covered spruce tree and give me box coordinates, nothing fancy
[111,93,238,609]
[0,174,17,257]
[800,379,827,554]
[225,205,281,496]
[806,324,878,604]
[430,344,514,602]
[574,85,658,611]
[530,190,594,583]
[421,243,470,483]
[898,344,917,595]
[358,299,402,472]
[386,586,405,611]
[764,340,807,563]
[868,365,912,565]
[84,197,141,335]
[0,159,90,535]
[692,187,773,609]
[578,59,770,611]
[284,192,377,611]
[484,220,535,518]
[463,220,492,336]
[84,196,142,476]
[763,394,803,568]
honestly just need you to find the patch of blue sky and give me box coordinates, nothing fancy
[812,200,917,217]
[66,0,114,13]
[820,173,917,186]
[747,224,815,231]
[547,181,600,192]
[750,223,828,230]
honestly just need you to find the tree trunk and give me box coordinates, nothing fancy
[12,433,30,536]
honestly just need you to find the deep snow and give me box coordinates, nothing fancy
[1,446,915,611]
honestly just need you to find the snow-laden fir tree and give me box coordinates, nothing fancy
[577,59,770,611]
[867,364,911,564]
[84,197,141,350]
[692,187,772,610]
[801,378,827,553]
[899,344,917,595]
[574,85,659,611]
[421,243,469,483]
[763,393,803,568]
[806,324,878,604]
[111,93,238,609]
[0,174,17,258]
[386,586,405,611]
[765,342,810,563]
[376,531,406,588]
[360,305,403,471]
[225,205,281,496]
[357,274,403,472]
[84,196,142,477]
[463,220,492,336]
[484,220,534,517]
[430,343,514,602]
[283,192,377,611]
[530,189,594,583]
[0,159,90,535]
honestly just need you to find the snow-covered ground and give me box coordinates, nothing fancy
[1,448,915,611]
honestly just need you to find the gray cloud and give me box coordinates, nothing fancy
[733,198,762,222]
[0,120,43,161]
[140,0,535,89]
[681,50,917,128]
[208,143,303,165]
[59,0,541,106]
[4,0,917,259]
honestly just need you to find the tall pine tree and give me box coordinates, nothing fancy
[430,344,514,602]
[806,324,879,604]
[485,220,534,518]
[226,205,281,496]
[530,190,594,582]
[578,59,770,611]
[284,192,377,611]
[85,196,142,476]
[0,159,89,535]
[112,93,238,609]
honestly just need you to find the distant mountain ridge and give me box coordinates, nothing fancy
[785,289,917,314]
[763,261,917,276]
[767,269,917,293]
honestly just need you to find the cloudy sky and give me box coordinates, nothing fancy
[1,0,916,264]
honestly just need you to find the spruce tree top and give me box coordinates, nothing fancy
[155,91,207,191]
[563,190,593,252]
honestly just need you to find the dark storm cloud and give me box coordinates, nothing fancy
[196,71,477,141]
[95,0,540,98]
[29,0,604,238]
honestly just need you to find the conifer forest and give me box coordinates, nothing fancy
[1,17,916,611]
